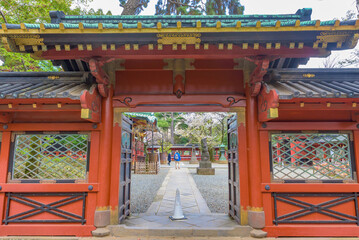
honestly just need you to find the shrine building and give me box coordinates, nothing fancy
[0,8,359,237]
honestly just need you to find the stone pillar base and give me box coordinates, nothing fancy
[250,229,267,238]
[94,210,111,228]
[248,210,265,229]
[197,168,215,175]
[92,228,110,237]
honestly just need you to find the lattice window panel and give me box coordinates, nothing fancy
[9,133,89,182]
[270,132,355,182]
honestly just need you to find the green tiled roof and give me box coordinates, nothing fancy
[125,112,157,123]
[50,8,312,26]
[2,8,358,30]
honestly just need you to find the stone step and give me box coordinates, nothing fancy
[108,225,252,238]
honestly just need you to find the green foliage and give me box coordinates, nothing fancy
[206,0,244,15]
[175,136,189,144]
[0,0,110,71]
[155,112,184,144]
[155,0,243,15]
[160,141,172,153]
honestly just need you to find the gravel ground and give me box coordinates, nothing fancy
[130,168,170,214]
[190,168,229,214]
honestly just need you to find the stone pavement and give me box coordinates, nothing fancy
[108,163,253,238]
[146,166,211,215]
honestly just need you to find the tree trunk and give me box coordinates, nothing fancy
[170,112,174,144]
[0,10,8,23]
[121,0,140,15]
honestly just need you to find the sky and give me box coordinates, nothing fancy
[88,0,359,68]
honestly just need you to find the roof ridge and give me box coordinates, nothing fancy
[49,8,312,24]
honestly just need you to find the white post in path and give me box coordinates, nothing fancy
[169,188,187,220]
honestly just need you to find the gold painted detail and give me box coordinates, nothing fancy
[248,206,263,212]
[48,76,60,80]
[315,31,356,49]
[317,31,352,43]
[0,34,44,46]
[240,206,248,225]
[348,33,359,48]
[230,107,246,126]
[96,206,110,211]
[157,33,201,45]
[269,108,278,118]
[81,108,91,119]
[164,58,195,70]
[110,206,119,225]
[303,73,315,78]
[2,37,17,52]
[113,108,128,127]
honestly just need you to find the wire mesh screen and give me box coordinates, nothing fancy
[270,132,354,182]
[10,133,89,181]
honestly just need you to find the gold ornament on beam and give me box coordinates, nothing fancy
[157,33,201,45]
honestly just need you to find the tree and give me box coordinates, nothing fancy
[154,112,184,144]
[175,112,231,159]
[0,0,111,71]
[154,0,243,15]
[120,0,243,16]
[119,0,150,15]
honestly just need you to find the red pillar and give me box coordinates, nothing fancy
[94,87,113,227]
[245,84,265,229]
[109,106,123,225]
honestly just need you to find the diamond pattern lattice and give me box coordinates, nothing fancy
[271,133,354,181]
[11,133,89,181]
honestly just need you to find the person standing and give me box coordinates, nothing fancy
[167,152,171,166]
[174,150,181,169]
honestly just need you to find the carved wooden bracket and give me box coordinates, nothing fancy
[173,74,185,98]
[250,57,270,96]
[258,84,279,122]
[80,85,101,123]
[164,59,194,98]
[89,58,110,98]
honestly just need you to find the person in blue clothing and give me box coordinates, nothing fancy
[174,150,181,169]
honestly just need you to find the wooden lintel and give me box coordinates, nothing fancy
[351,112,359,122]
[279,101,359,111]
[80,85,101,123]
[0,113,12,123]
[0,104,80,112]
[113,94,246,109]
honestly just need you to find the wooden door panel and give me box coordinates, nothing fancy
[119,115,132,223]
[228,115,240,223]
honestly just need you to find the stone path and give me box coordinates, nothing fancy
[146,167,211,215]
[117,164,248,236]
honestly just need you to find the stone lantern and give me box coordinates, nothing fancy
[218,144,227,163]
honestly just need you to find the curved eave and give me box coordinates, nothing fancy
[1,21,358,33]
[1,22,358,60]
